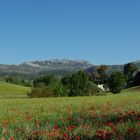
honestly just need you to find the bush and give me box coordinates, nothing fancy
[27,86,54,98]
[5,77,32,87]
[88,82,99,95]
[108,71,126,93]
[53,83,69,97]
[28,71,100,98]
[28,80,69,98]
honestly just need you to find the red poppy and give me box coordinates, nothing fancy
[137,122,140,126]
[9,138,15,140]
[108,122,114,128]
[76,136,80,140]
[63,132,68,137]
[54,125,59,130]
[127,128,136,134]
[69,125,76,131]
[25,115,32,121]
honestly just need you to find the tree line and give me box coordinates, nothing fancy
[27,62,140,98]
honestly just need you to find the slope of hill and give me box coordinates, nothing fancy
[0,81,31,98]
[124,86,140,93]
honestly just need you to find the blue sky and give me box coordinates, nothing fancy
[0,0,140,65]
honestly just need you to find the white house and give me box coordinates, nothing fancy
[97,84,105,92]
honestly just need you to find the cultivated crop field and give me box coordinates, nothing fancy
[0,91,140,140]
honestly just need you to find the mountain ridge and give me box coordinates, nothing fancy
[0,59,92,79]
[0,59,140,79]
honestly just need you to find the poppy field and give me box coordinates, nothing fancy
[0,91,140,140]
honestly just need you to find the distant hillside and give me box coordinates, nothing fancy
[86,61,140,74]
[0,59,140,79]
[86,64,124,74]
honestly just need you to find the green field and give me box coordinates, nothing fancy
[0,87,140,139]
[0,81,31,98]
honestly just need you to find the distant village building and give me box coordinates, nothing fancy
[97,84,109,93]
[97,84,105,93]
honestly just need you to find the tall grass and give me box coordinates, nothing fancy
[0,91,140,139]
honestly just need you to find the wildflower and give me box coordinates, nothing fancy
[105,130,113,139]
[96,129,105,139]
[127,128,136,134]
[96,129,105,134]
[112,127,118,133]
[54,125,59,134]
[120,119,124,123]
[54,128,58,133]
[137,122,140,126]
[63,132,68,137]
[108,122,114,128]
[32,130,42,135]
[2,120,9,127]
[2,129,9,135]
[86,130,92,135]
[8,138,15,140]
[69,125,76,131]
[17,127,21,134]
[54,125,59,130]
[25,115,32,121]
[76,136,80,140]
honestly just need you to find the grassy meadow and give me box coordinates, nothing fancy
[0,87,140,139]
[0,81,31,98]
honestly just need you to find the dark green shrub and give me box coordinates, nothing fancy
[108,71,126,93]
[27,86,54,98]
[89,82,99,95]
[33,75,57,87]
[53,83,69,97]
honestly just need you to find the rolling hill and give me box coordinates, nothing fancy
[0,81,31,98]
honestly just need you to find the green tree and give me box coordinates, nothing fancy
[53,82,69,97]
[108,71,126,93]
[61,75,71,87]
[33,75,57,87]
[123,63,138,85]
[68,71,91,96]
[91,70,100,83]
[134,71,140,86]
[97,65,109,84]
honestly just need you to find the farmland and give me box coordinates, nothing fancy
[0,89,140,140]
